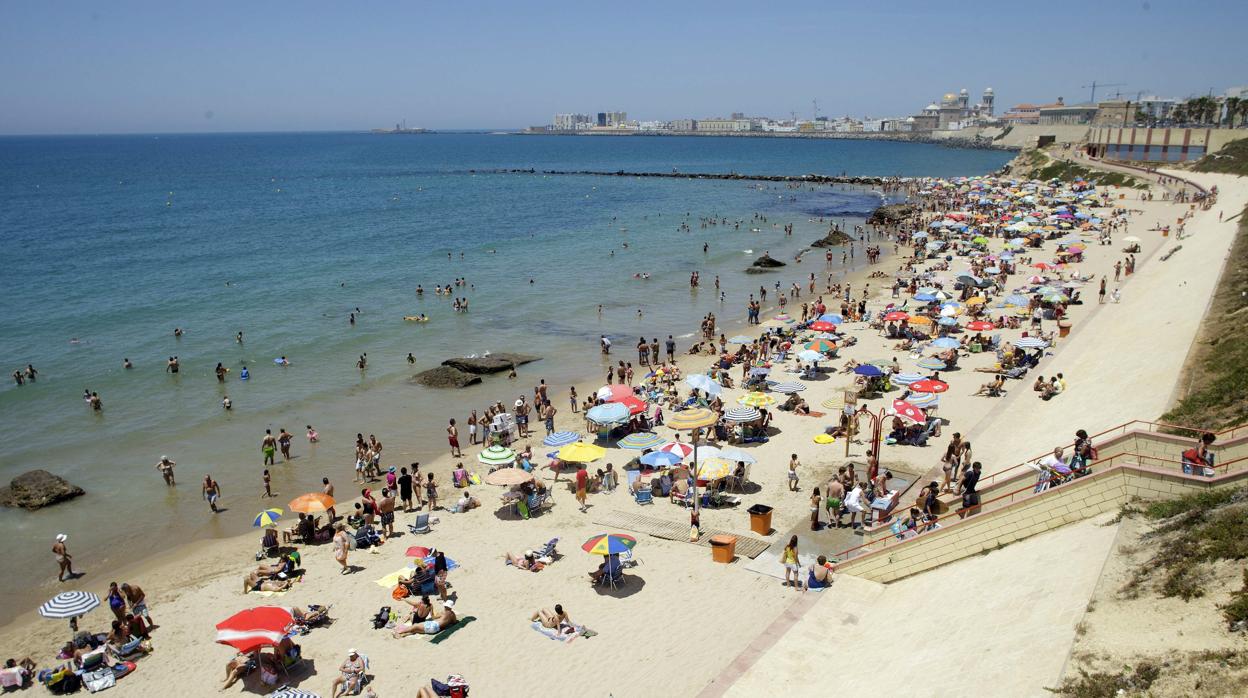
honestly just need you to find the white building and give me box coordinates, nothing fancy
[697,118,752,132]
[553,113,592,130]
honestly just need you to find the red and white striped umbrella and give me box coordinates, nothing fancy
[215,606,294,654]
[656,441,694,458]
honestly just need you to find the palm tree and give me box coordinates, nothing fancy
[1223,97,1240,127]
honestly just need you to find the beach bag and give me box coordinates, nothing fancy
[82,667,114,693]
[391,584,409,600]
[371,606,391,629]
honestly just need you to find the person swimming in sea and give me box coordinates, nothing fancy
[240,366,250,381]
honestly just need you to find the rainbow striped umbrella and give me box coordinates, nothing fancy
[738,392,776,407]
[804,339,837,353]
[582,533,638,556]
[666,408,718,431]
[253,508,284,528]
[616,432,665,450]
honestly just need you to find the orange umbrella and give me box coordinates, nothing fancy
[288,492,335,513]
[908,316,933,325]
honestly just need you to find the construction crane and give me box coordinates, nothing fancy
[1081,81,1126,103]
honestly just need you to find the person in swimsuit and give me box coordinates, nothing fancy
[52,534,75,582]
[330,650,366,697]
[531,604,571,629]
[155,456,176,486]
[447,419,462,457]
[400,601,457,637]
[425,473,438,511]
[202,475,221,512]
[278,429,293,461]
[331,524,350,575]
[261,430,277,465]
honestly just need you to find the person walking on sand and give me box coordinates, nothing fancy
[332,523,351,575]
[788,454,801,492]
[202,475,222,512]
[52,534,76,582]
[322,477,337,521]
[575,464,589,512]
[447,419,462,457]
[781,535,800,588]
[155,456,176,486]
[261,430,277,465]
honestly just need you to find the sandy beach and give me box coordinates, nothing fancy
[5,164,1244,698]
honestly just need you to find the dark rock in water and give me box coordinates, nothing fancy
[412,366,482,389]
[810,229,853,248]
[744,267,777,274]
[0,470,85,510]
[441,353,541,374]
[867,203,917,225]
[751,254,786,268]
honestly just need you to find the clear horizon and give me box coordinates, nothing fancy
[2,0,1246,135]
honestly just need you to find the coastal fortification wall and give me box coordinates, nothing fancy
[932,124,1092,148]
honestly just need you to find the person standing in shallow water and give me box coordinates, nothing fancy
[261,429,277,465]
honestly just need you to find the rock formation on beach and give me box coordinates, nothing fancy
[810,229,853,247]
[413,353,542,389]
[867,202,918,225]
[0,470,85,510]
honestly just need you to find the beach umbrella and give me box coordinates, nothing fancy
[910,379,949,394]
[817,314,845,324]
[1003,294,1030,307]
[640,451,683,467]
[723,406,762,423]
[772,314,794,324]
[288,492,335,514]
[854,364,884,377]
[891,399,926,424]
[619,395,648,415]
[966,321,995,331]
[1043,293,1069,303]
[695,459,733,481]
[748,366,771,377]
[39,591,100,620]
[930,337,960,349]
[215,606,294,654]
[914,293,938,302]
[484,468,533,486]
[797,349,826,363]
[543,431,580,447]
[616,432,665,450]
[597,384,633,402]
[739,392,776,407]
[1014,337,1049,349]
[478,445,517,467]
[667,408,718,431]
[716,446,758,464]
[656,441,695,458]
[883,311,909,322]
[582,533,637,556]
[937,317,959,327]
[965,296,987,305]
[821,394,846,410]
[558,442,606,463]
[957,274,981,286]
[804,339,837,353]
[267,689,321,698]
[685,373,722,396]
[891,372,923,386]
[908,316,933,325]
[916,357,947,371]
[587,402,629,425]
[253,508,284,528]
[770,382,806,394]
[727,335,754,344]
[809,321,837,332]
[904,392,941,408]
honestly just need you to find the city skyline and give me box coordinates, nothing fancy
[2,1,1247,135]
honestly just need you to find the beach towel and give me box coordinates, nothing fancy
[795,411,826,418]
[250,589,290,597]
[428,616,477,644]
[531,621,596,642]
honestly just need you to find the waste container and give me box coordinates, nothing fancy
[709,535,737,563]
[1058,320,1072,338]
[747,504,773,536]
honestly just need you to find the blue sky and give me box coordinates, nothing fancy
[1,0,1245,134]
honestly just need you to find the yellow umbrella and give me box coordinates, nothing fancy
[695,458,733,481]
[667,408,718,431]
[558,441,606,463]
[965,296,986,305]
[738,392,776,407]
[821,395,845,410]
[908,316,933,325]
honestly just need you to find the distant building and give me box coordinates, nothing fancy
[1038,98,1097,125]
[697,118,752,132]
[596,112,607,127]
[1093,101,1134,127]
[553,113,592,130]
[670,118,696,132]
[1001,103,1041,125]
[1136,96,1178,122]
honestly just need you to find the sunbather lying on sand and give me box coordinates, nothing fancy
[393,601,457,637]
[531,604,572,629]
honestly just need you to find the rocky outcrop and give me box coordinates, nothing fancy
[810,229,853,247]
[867,203,918,226]
[441,353,540,374]
[751,254,786,268]
[412,366,483,389]
[0,470,85,510]
[413,353,542,389]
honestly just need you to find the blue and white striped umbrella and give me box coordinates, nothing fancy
[904,392,941,408]
[1014,337,1048,349]
[617,432,665,450]
[916,357,947,371]
[931,337,961,349]
[715,446,758,465]
[39,591,100,619]
[723,406,762,423]
[797,350,825,362]
[937,317,959,326]
[891,372,923,386]
[267,689,321,698]
[817,314,845,324]
[542,431,580,447]
[748,367,771,377]
[685,374,722,396]
[769,382,806,394]
[587,402,630,424]
[640,450,683,467]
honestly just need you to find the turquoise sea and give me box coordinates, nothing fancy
[0,132,1010,618]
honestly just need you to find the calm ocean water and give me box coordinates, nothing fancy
[0,132,1009,614]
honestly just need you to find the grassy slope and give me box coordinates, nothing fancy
[1012,148,1146,188]
[1192,138,1248,176]
[1161,204,1248,430]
